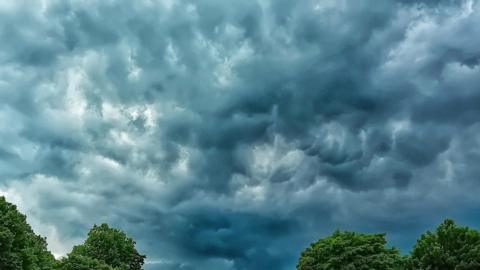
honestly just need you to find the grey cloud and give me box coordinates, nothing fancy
[1,0,480,269]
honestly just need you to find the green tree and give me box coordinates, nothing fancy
[56,254,117,270]
[297,230,404,270]
[0,196,56,270]
[410,219,480,270]
[69,223,145,270]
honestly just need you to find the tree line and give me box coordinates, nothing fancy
[0,196,144,270]
[2,195,480,269]
[297,219,480,269]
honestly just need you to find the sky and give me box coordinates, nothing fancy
[1,0,480,269]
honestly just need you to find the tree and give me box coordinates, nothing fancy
[0,196,56,270]
[69,223,145,270]
[56,254,117,270]
[297,230,404,270]
[410,219,480,270]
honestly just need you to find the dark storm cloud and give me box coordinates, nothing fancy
[1,0,480,269]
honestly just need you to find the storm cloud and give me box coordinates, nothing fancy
[1,0,480,269]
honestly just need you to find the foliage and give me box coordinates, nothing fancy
[69,223,145,270]
[0,196,145,270]
[0,196,56,270]
[56,254,118,270]
[5,195,480,270]
[297,231,405,270]
[410,219,480,270]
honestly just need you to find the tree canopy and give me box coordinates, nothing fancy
[0,196,56,270]
[68,223,145,270]
[0,196,145,270]
[5,195,480,270]
[297,231,404,270]
[56,254,117,270]
[410,219,480,270]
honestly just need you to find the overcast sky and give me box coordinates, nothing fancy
[1,0,480,269]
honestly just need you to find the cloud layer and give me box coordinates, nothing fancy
[1,0,480,269]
